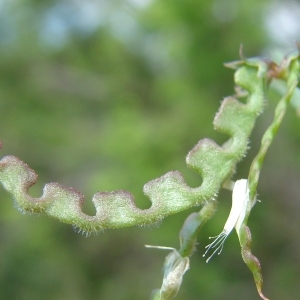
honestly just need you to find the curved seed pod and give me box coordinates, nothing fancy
[0,57,269,234]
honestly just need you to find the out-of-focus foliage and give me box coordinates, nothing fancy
[0,0,299,299]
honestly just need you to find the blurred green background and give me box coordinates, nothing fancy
[1,0,300,299]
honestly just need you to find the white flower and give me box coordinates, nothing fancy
[203,179,250,262]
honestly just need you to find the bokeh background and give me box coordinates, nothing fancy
[1,0,300,299]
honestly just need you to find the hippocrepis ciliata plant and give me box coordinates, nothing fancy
[0,48,299,299]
